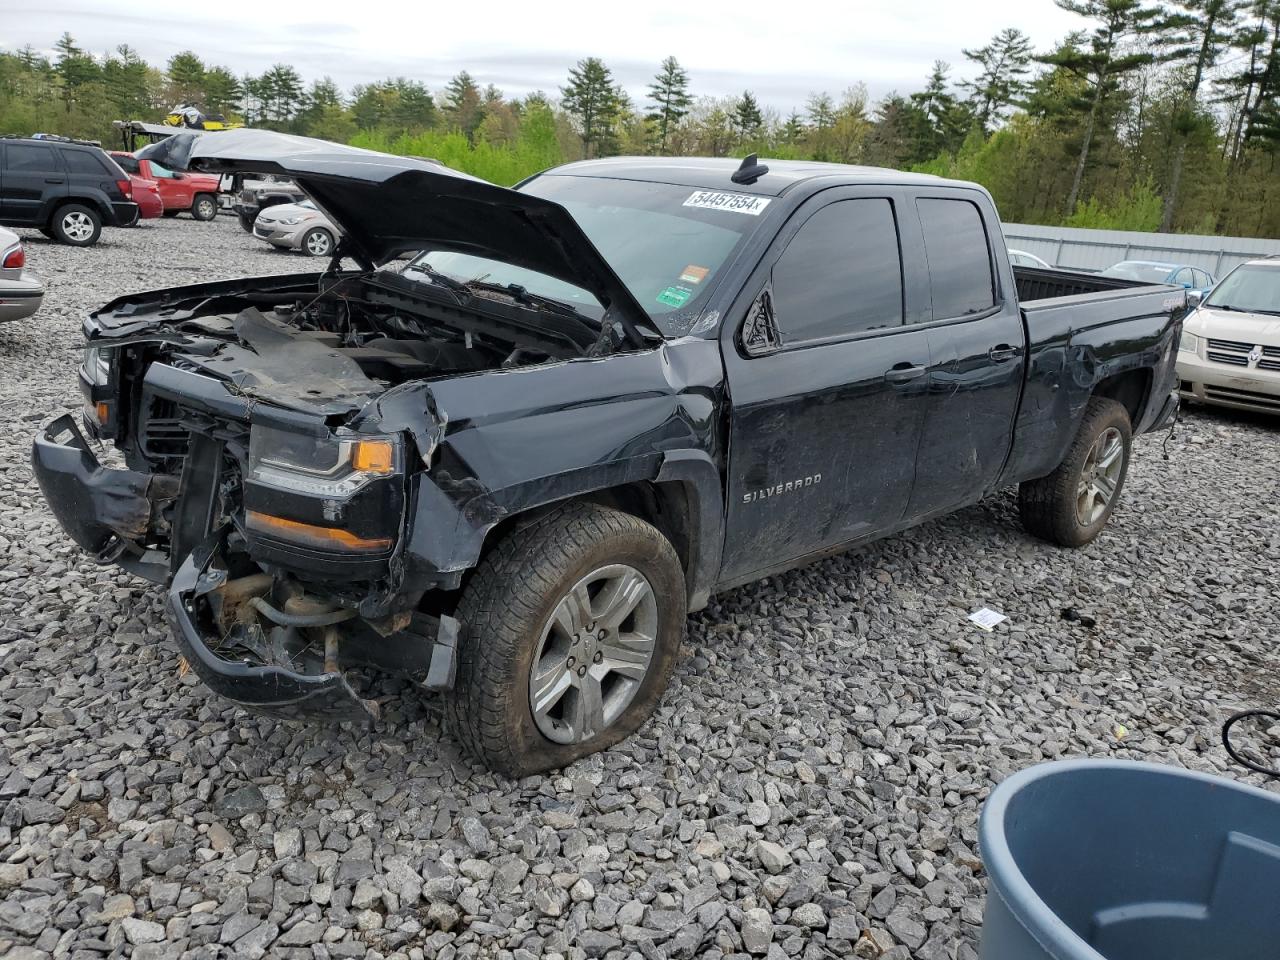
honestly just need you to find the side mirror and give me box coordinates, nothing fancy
[1186,290,1203,308]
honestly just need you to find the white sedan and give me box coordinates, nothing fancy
[1008,248,1052,269]
[251,200,342,257]
[1177,257,1280,414]
[0,226,44,324]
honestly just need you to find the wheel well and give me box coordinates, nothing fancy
[49,198,105,225]
[472,482,695,598]
[1093,368,1151,425]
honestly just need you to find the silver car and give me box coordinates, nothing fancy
[252,200,342,257]
[0,226,44,323]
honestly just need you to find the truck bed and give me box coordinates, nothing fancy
[1013,265,1147,303]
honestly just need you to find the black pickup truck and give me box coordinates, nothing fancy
[33,131,1182,775]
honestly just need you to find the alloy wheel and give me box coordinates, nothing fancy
[528,564,658,744]
[306,231,331,256]
[62,212,94,242]
[1076,426,1124,525]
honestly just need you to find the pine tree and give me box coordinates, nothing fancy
[962,28,1035,130]
[561,57,622,158]
[443,71,484,140]
[646,56,692,153]
[166,50,205,105]
[1040,0,1164,215]
[781,110,805,144]
[53,32,99,113]
[1154,0,1244,229]
[202,66,243,114]
[734,90,764,141]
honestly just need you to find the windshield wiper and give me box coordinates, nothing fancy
[465,279,594,323]
[403,262,470,301]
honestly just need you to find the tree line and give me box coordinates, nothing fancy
[2,0,1278,238]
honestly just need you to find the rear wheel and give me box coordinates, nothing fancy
[301,227,334,257]
[446,503,686,776]
[1019,397,1132,547]
[50,204,101,246]
[191,194,218,221]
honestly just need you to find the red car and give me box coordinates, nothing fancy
[110,152,221,221]
[129,176,164,221]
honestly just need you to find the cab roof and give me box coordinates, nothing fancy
[545,156,962,197]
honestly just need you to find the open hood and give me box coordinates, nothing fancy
[138,130,654,346]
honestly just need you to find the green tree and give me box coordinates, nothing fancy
[166,50,205,104]
[202,66,242,115]
[962,28,1035,130]
[1040,0,1164,214]
[53,32,100,113]
[102,45,151,117]
[258,63,305,124]
[646,56,692,153]
[560,57,622,158]
[734,90,764,141]
[1153,0,1243,229]
[443,70,484,140]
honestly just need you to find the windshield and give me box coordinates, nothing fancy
[405,177,760,335]
[1203,264,1280,315]
[1101,262,1176,283]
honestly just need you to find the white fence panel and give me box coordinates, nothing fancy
[1001,222,1280,277]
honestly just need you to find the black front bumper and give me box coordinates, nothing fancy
[167,534,380,722]
[31,415,171,581]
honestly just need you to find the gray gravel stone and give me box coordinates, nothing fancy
[741,907,774,954]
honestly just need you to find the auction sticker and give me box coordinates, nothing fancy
[680,264,710,284]
[683,190,772,215]
[656,286,693,307]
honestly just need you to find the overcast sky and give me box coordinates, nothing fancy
[4,1,1082,113]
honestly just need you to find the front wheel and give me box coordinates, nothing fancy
[446,503,686,777]
[237,212,255,232]
[1019,397,1132,547]
[191,194,218,221]
[301,227,335,257]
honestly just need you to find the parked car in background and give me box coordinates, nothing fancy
[0,226,44,322]
[252,199,341,257]
[35,131,1185,774]
[231,175,305,231]
[1101,260,1216,298]
[1177,257,1280,414]
[121,172,163,222]
[0,136,138,246]
[109,152,220,220]
[1008,249,1052,269]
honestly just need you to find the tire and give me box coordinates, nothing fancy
[446,502,686,777]
[238,212,255,232]
[191,194,218,221]
[301,227,335,258]
[163,209,181,218]
[38,226,55,239]
[50,203,102,246]
[1019,397,1133,547]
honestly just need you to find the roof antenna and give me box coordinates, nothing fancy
[732,153,769,185]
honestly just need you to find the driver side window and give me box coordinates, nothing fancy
[148,162,175,179]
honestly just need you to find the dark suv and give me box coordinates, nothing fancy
[0,136,139,246]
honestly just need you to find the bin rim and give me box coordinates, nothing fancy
[979,758,1280,960]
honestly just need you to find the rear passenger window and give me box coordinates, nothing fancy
[4,143,57,172]
[114,155,140,174]
[62,150,111,175]
[770,199,903,345]
[916,198,996,319]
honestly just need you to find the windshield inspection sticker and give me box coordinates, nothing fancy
[683,190,772,215]
[680,264,710,284]
[656,286,693,308]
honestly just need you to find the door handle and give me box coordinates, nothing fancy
[988,344,1020,362]
[45,178,65,184]
[884,363,927,384]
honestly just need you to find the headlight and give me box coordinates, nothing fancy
[247,425,398,497]
[1178,330,1200,355]
[82,345,112,385]
[276,215,308,225]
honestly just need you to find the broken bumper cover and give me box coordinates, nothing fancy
[31,416,172,583]
[166,536,380,722]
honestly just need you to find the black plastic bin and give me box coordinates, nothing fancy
[979,758,1280,960]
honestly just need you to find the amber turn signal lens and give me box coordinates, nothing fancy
[246,510,393,552]
[352,439,394,474]
[89,401,110,424]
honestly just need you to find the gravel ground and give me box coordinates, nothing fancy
[2,216,1279,960]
